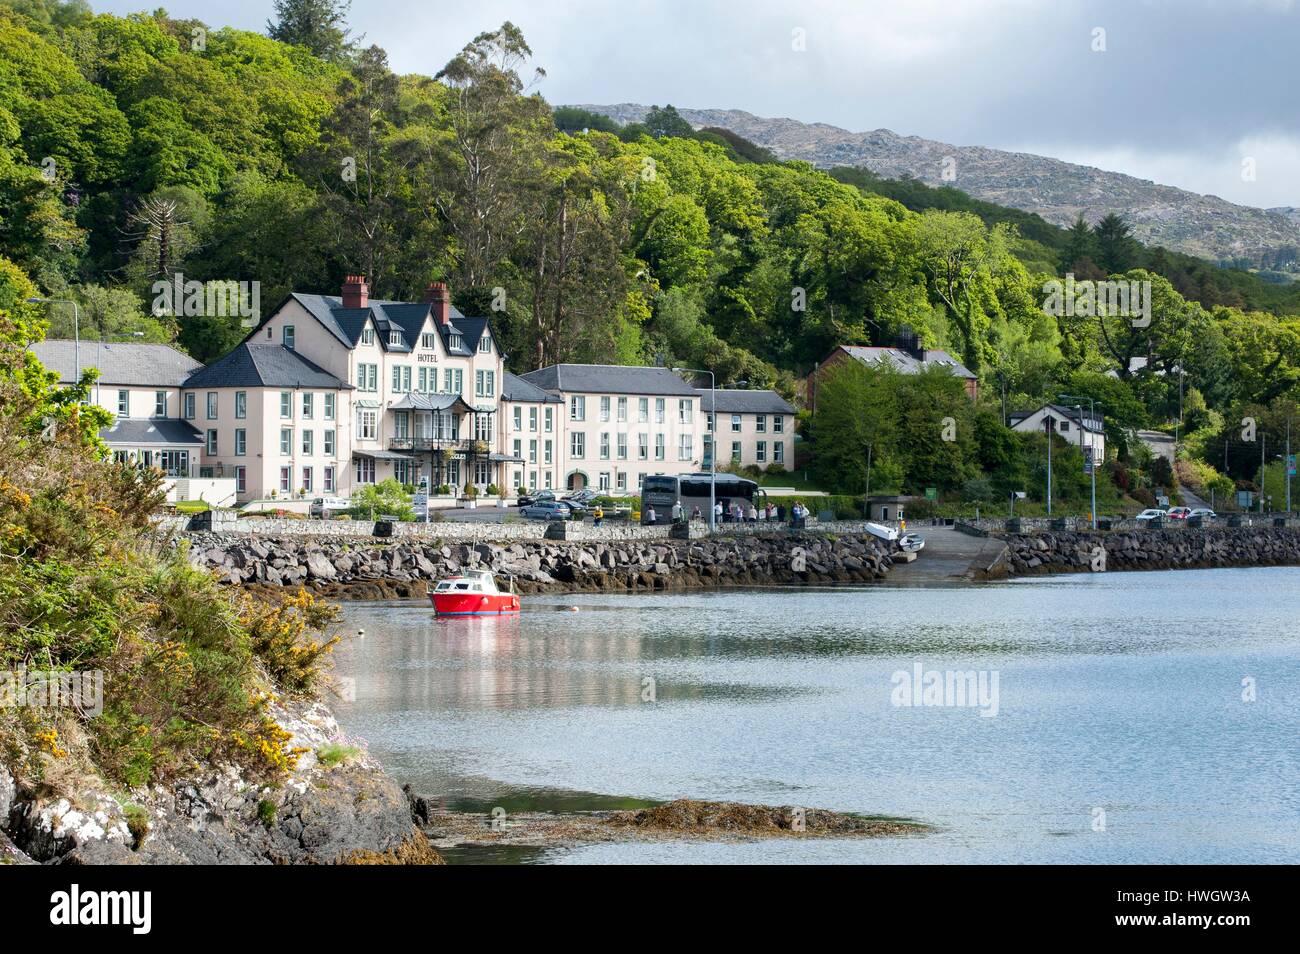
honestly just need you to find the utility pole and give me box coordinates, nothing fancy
[1287,419,1292,515]
[1260,433,1266,515]
[863,443,873,518]
[673,366,715,533]
[1061,394,1101,529]
[27,297,80,381]
[1045,415,1053,517]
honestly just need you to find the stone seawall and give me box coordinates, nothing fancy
[184,531,898,599]
[998,526,1300,576]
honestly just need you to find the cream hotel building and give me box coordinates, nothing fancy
[32,277,794,504]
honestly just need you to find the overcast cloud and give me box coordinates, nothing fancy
[97,0,1300,207]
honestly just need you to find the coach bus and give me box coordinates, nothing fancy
[640,473,762,524]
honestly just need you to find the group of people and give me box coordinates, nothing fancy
[670,499,810,523]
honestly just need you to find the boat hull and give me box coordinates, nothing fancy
[431,592,521,616]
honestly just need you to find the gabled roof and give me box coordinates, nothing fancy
[183,343,349,390]
[837,345,976,380]
[283,293,493,357]
[501,371,563,404]
[698,388,795,415]
[1009,403,1105,434]
[100,418,204,446]
[520,364,698,397]
[31,340,202,387]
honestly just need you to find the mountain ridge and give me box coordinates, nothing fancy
[574,103,1300,273]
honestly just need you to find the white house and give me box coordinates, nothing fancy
[1009,403,1106,463]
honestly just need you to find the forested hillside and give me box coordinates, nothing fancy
[3,0,1300,507]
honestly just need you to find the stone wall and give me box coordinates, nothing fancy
[161,511,901,543]
[998,526,1300,576]
[183,530,899,598]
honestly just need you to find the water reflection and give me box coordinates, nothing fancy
[332,567,1300,864]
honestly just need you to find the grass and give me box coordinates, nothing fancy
[757,471,827,491]
[316,743,361,768]
[172,500,211,513]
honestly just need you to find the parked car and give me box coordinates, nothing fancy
[1166,506,1193,520]
[309,496,351,518]
[1188,508,1217,520]
[564,489,598,506]
[517,489,557,508]
[518,500,572,520]
[1135,508,1167,522]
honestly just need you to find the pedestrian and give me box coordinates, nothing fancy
[645,505,656,524]
[672,500,683,523]
[692,505,702,521]
[593,504,604,527]
[747,503,758,522]
[713,501,723,524]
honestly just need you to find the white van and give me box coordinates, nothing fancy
[309,496,351,519]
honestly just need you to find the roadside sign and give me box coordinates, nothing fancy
[1288,454,1296,476]
[1083,456,1094,475]
[1236,490,1254,509]
[413,491,429,522]
[925,487,937,500]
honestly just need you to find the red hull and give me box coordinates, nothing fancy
[431,592,520,615]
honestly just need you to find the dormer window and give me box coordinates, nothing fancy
[388,331,403,346]
[421,332,435,349]
[449,334,463,350]
[479,335,491,354]
[283,325,295,350]
[361,327,375,346]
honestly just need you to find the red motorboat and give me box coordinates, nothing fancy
[428,570,520,616]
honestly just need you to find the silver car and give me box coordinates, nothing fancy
[519,500,572,520]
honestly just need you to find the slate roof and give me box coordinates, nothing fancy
[31,340,202,387]
[284,294,493,358]
[100,418,204,446]
[838,345,976,380]
[519,364,698,397]
[501,371,563,404]
[698,389,795,414]
[1009,403,1105,434]
[182,344,348,390]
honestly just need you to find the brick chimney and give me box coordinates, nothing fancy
[425,281,451,325]
[341,275,368,309]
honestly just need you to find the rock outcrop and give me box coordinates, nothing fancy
[2,700,441,865]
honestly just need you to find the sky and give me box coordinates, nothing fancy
[97,0,1300,208]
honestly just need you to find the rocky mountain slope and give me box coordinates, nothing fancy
[577,103,1300,271]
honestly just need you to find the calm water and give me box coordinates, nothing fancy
[331,568,1300,864]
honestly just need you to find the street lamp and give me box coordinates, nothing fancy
[1060,393,1102,530]
[27,297,80,379]
[673,366,716,533]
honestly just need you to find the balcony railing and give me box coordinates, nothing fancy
[389,437,492,454]
[389,436,457,452]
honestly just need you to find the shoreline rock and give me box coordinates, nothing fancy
[998,526,1300,576]
[181,531,898,598]
[2,700,442,866]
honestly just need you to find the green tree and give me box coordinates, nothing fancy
[1094,213,1139,274]
[267,0,355,62]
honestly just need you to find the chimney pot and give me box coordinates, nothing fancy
[341,275,369,309]
[425,281,451,325]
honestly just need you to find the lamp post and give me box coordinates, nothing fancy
[1060,393,1102,529]
[673,366,716,533]
[27,297,80,380]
